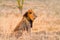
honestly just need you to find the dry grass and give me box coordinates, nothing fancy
[0,0,60,40]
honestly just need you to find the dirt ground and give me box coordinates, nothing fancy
[0,0,60,40]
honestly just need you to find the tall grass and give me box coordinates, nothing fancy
[17,0,24,14]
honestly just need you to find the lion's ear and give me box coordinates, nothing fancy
[28,9,32,12]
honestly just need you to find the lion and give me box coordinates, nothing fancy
[11,9,37,38]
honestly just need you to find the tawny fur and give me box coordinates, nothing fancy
[11,9,37,38]
[11,17,31,38]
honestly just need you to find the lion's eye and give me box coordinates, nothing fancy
[30,12,32,14]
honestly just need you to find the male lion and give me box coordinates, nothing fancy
[11,9,37,38]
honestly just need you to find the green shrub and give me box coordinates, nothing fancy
[17,0,24,13]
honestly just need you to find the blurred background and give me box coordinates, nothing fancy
[0,0,60,40]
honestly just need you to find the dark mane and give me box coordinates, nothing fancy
[23,12,28,17]
[23,12,33,28]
